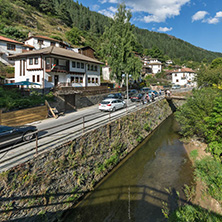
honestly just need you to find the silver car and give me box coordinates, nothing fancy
[99,98,126,112]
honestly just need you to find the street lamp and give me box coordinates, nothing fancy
[122,73,131,107]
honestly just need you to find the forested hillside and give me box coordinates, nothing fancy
[1,0,222,62]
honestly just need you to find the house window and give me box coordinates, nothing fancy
[75,77,79,83]
[80,77,83,83]
[7,43,15,50]
[88,77,91,83]
[38,39,43,45]
[29,58,33,65]
[95,65,98,71]
[72,61,76,68]
[48,76,52,82]
[37,75,40,82]
[34,58,38,65]
[77,62,80,68]
[91,65,93,71]
[176,79,179,82]
[96,78,98,83]
[175,73,177,77]
[88,64,90,70]
[51,42,55,46]
[32,75,35,82]
[81,63,84,69]
[71,76,74,83]
[92,78,95,83]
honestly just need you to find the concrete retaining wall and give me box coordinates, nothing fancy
[0,99,181,221]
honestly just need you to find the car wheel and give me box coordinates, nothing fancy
[112,107,116,112]
[23,131,34,142]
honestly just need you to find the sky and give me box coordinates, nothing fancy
[75,0,222,53]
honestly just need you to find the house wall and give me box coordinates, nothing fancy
[172,72,196,86]
[25,38,60,50]
[0,41,23,65]
[102,66,111,81]
[13,56,101,88]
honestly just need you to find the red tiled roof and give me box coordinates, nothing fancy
[0,36,23,45]
[170,68,195,73]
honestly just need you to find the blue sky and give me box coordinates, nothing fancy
[75,0,222,53]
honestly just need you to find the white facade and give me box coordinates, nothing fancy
[0,39,23,66]
[142,58,162,74]
[171,68,197,87]
[24,36,71,50]
[102,66,112,81]
[12,54,101,88]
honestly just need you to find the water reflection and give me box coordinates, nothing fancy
[65,115,193,222]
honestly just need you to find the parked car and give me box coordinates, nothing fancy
[99,98,126,112]
[172,85,181,89]
[0,125,38,148]
[105,93,123,100]
[148,90,159,97]
[124,89,138,99]
[130,93,144,102]
[140,87,151,93]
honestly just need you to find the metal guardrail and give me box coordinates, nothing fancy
[0,97,165,171]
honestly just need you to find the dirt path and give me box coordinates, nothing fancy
[183,139,222,215]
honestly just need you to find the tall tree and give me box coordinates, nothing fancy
[101,3,142,84]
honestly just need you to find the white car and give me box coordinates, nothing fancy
[99,98,126,112]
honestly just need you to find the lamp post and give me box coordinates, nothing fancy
[122,73,131,108]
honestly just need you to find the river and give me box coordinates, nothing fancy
[65,115,193,222]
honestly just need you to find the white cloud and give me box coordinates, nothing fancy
[98,9,115,18]
[103,0,190,23]
[158,27,173,32]
[206,17,219,24]
[192,11,222,24]
[108,6,117,13]
[92,5,100,11]
[216,11,222,18]
[192,11,208,22]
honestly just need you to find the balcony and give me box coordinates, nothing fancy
[46,64,69,73]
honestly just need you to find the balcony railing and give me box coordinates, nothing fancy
[46,65,69,73]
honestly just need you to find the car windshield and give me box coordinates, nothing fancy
[107,94,115,97]
[101,101,111,104]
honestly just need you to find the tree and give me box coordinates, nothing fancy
[101,3,142,84]
[66,26,82,45]
[210,57,222,69]
[197,66,222,87]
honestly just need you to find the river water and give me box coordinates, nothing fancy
[65,115,193,222]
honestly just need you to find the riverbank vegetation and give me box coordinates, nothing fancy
[169,64,222,221]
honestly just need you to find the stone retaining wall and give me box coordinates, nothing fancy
[0,99,182,222]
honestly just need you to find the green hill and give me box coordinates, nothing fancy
[0,0,221,63]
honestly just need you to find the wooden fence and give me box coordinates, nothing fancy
[0,105,48,126]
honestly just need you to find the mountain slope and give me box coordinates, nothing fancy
[0,0,221,63]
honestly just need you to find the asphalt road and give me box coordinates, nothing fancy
[0,97,165,172]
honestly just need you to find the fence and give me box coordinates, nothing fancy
[0,97,165,172]
[0,105,48,126]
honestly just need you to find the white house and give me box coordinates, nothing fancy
[147,58,162,74]
[142,57,162,74]
[24,35,71,50]
[0,35,34,66]
[170,68,197,87]
[8,46,103,88]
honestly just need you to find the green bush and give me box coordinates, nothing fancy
[195,156,222,202]
[169,204,222,222]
